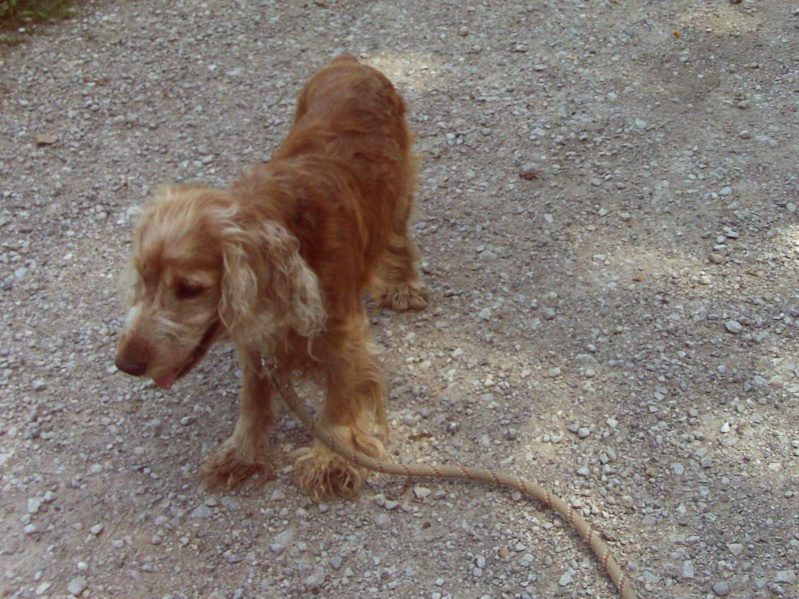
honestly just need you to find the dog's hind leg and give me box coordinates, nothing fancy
[371,190,429,312]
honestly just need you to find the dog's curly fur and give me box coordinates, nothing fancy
[115,54,428,499]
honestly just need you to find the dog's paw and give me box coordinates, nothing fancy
[200,436,274,490]
[294,445,365,500]
[378,280,428,312]
[294,432,385,500]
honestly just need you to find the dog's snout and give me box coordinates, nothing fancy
[115,355,148,377]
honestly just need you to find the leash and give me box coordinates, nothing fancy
[268,372,637,599]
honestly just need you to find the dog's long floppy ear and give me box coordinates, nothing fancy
[215,208,326,346]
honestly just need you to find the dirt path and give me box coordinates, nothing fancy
[1,1,798,597]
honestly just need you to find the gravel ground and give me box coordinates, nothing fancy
[2,1,799,598]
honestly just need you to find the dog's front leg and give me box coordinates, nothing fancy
[294,312,388,500]
[200,347,275,489]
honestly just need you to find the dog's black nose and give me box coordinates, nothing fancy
[115,355,148,377]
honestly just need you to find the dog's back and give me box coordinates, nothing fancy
[238,55,418,304]
[288,53,411,152]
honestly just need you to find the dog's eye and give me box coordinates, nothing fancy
[175,281,205,300]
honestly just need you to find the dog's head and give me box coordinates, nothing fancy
[115,185,325,388]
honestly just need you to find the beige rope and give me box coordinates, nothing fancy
[270,373,637,599]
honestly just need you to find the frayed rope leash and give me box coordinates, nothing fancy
[269,372,637,599]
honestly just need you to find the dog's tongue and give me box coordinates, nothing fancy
[154,371,178,390]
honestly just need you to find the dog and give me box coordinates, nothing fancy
[115,54,428,499]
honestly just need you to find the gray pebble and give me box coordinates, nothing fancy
[413,485,432,499]
[270,528,294,554]
[727,543,744,556]
[519,553,535,567]
[713,581,730,595]
[775,570,797,584]
[68,576,87,596]
[375,513,391,530]
[725,320,743,334]
[681,560,695,579]
[304,569,326,589]
[189,504,213,519]
[329,555,344,571]
[27,497,42,514]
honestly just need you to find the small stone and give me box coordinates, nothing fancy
[189,505,213,519]
[375,513,391,530]
[738,130,752,139]
[413,486,432,500]
[305,569,326,589]
[27,498,42,514]
[35,133,58,145]
[709,253,725,264]
[546,367,561,378]
[89,524,104,535]
[329,556,344,571]
[519,553,535,568]
[270,529,294,554]
[31,380,46,391]
[725,320,743,334]
[713,581,730,595]
[775,571,797,584]
[727,543,744,556]
[681,560,695,579]
[559,571,573,586]
[68,576,87,596]
[35,582,52,596]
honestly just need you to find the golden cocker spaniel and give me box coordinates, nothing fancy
[115,54,428,499]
